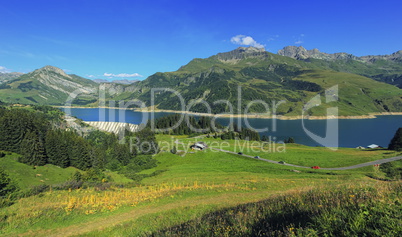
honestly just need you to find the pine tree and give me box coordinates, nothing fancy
[45,130,70,168]
[0,168,17,196]
[389,128,402,151]
[112,143,132,166]
[69,137,93,170]
[19,131,47,166]
[45,130,59,165]
[285,137,295,143]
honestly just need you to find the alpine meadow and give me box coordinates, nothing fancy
[1,1,402,236]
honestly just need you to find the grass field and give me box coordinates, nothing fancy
[0,135,400,236]
[0,153,132,189]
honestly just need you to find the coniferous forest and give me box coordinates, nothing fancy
[147,113,260,141]
[0,105,158,172]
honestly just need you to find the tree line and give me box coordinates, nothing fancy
[148,114,260,141]
[0,106,158,171]
[147,114,224,135]
[218,123,260,141]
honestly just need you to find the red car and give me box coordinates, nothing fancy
[311,166,320,169]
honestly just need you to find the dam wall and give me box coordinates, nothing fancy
[84,121,139,134]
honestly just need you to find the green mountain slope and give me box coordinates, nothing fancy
[278,46,402,88]
[117,47,402,116]
[0,66,98,105]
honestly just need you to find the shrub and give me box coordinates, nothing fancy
[52,180,84,191]
[22,184,50,197]
[0,168,18,197]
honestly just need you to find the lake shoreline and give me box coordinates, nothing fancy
[56,106,402,120]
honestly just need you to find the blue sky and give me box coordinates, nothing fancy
[0,0,401,80]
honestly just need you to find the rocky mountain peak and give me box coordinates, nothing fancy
[32,65,71,78]
[278,46,358,61]
[236,46,266,53]
[278,46,326,60]
[216,46,266,61]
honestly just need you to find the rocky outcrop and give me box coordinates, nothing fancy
[216,47,267,61]
[277,46,359,61]
[0,72,24,84]
[360,50,402,63]
[278,46,402,63]
[100,83,139,95]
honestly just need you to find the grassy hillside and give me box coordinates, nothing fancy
[292,70,402,116]
[0,134,399,236]
[116,48,402,116]
[0,153,78,189]
[151,182,402,236]
[0,66,98,105]
[0,152,132,190]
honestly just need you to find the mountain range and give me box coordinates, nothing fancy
[278,46,402,88]
[1,46,402,116]
[0,72,24,84]
[0,66,98,105]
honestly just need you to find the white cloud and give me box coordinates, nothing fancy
[103,72,143,78]
[230,35,264,48]
[86,75,95,78]
[295,34,305,44]
[0,66,11,73]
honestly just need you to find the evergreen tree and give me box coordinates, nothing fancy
[112,143,132,166]
[0,168,18,197]
[285,137,295,143]
[92,147,106,170]
[45,130,70,168]
[19,130,47,166]
[45,130,60,165]
[69,137,93,170]
[0,110,29,152]
[389,128,402,151]
[134,128,159,155]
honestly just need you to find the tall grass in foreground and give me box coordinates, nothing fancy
[150,182,402,236]
[0,181,250,234]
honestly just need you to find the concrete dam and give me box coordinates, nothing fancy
[84,121,139,134]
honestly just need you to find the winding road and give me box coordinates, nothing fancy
[176,140,402,170]
[212,147,402,170]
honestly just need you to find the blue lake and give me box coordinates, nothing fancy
[62,108,402,148]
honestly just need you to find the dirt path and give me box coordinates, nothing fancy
[21,191,278,237]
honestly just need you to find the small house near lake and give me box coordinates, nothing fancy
[190,142,208,151]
